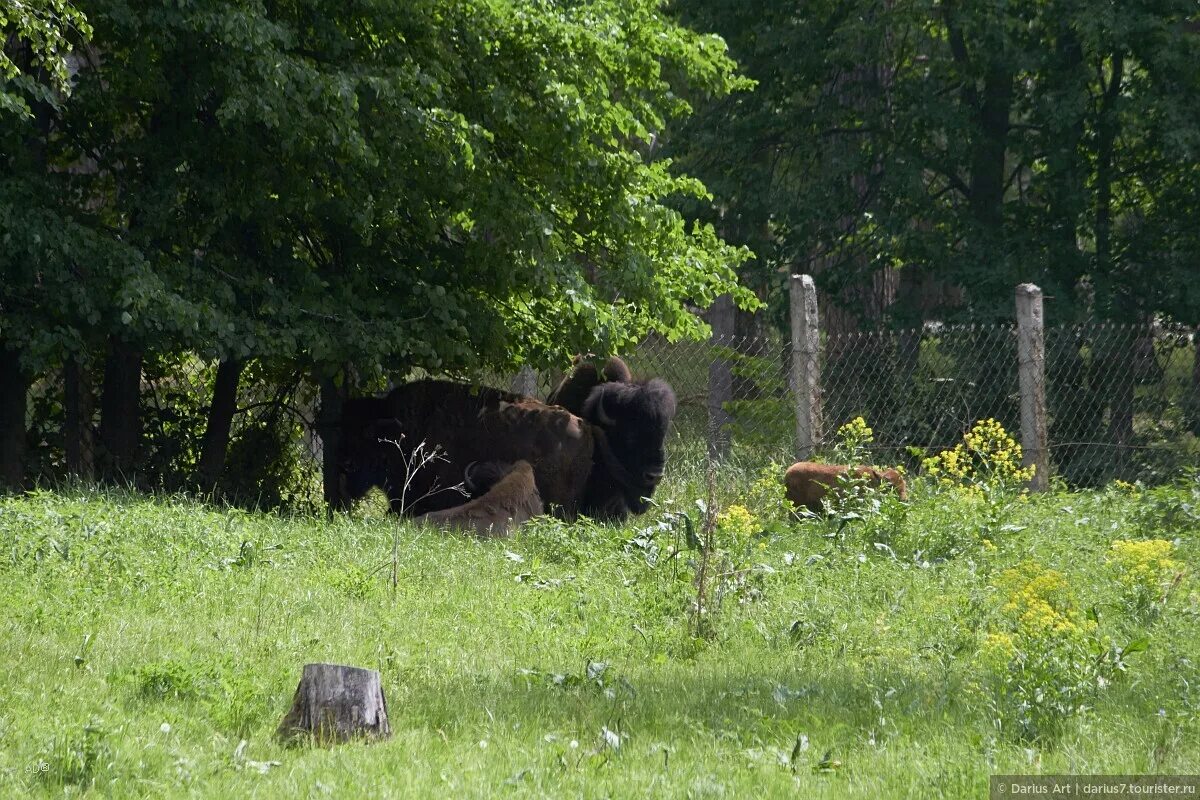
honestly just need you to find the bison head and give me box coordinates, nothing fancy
[580,378,677,517]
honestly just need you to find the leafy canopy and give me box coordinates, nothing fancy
[671,0,1200,326]
[2,0,757,377]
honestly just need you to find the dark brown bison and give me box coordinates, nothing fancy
[336,362,676,523]
[547,354,674,518]
[546,355,633,416]
[784,461,908,514]
[417,460,542,537]
[577,376,676,518]
[338,380,592,518]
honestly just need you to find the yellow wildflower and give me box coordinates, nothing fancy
[996,560,1091,638]
[836,416,874,445]
[923,418,1034,489]
[716,504,758,538]
[1108,539,1180,594]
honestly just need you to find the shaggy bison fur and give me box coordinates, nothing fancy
[578,376,676,518]
[546,355,633,416]
[338,380,592,518]
[784,461,908,514]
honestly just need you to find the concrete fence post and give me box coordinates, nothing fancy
[790,274,822,461]
[706,294,735,461]
[1016,283,1049,491]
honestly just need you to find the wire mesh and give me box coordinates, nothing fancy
[1045,323,1199,486]
[16,321,1200,507]
[621,322,1196,483]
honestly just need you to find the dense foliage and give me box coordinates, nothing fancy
[0,0,90,115]
[2,0,754,374]
[671,1,1200,326]
[1,0,757,489]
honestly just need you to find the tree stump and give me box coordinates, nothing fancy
[277,663,392,744]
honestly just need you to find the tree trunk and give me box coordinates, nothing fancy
[0,343,31,490]
[1043,27,1088,304]
[1094,52,1125,318]
[944,9,1013,311]
[317,374,347,513]
[1090,55,1129,311]
[98,336,144,483]
[64,356,96,481]
[968,64,1014,310]
[277,663,391,744]
[195,358,244,494]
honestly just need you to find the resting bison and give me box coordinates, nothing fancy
[417,460,542,537]
[548,355,675,517]
[784,461,908,514]
[578,375,675,518]
[338,380,591,518]
[336,361,676,524]
[547,355,633,416]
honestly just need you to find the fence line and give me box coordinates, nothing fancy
[11,282,1200,507]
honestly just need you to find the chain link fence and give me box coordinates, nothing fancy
[15,318,1200,508]
[631,323,1198,487]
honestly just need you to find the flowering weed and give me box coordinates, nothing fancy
[1107,539,1185,616]
[975,560,1115,741]
[923,418,1035,495]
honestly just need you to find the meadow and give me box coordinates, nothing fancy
[0,430,1197,798]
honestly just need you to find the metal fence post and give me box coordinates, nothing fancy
[510,365,539,398]
[790,274,821,461]
[1016,283,1049,490]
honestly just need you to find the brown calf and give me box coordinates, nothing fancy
[784,461,908,514]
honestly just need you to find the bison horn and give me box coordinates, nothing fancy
[593,391,617,427]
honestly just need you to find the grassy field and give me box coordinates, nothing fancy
[1,452,1197,798]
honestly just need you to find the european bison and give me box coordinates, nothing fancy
[338,380,592,518]
[336,360,676,524]
[417,460,542,537]
[578,376,676,518]
[784,461,908,514]
[548,355,674,517]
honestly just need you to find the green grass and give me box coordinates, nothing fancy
[0,462,1197,798]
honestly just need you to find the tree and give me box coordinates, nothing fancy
[1,0,91,115]
[670,0,1200,328]
[2,0,756,490]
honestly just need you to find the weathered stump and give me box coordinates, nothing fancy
[277,663,391,744]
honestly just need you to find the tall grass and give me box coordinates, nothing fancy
[0,464,1196,798]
